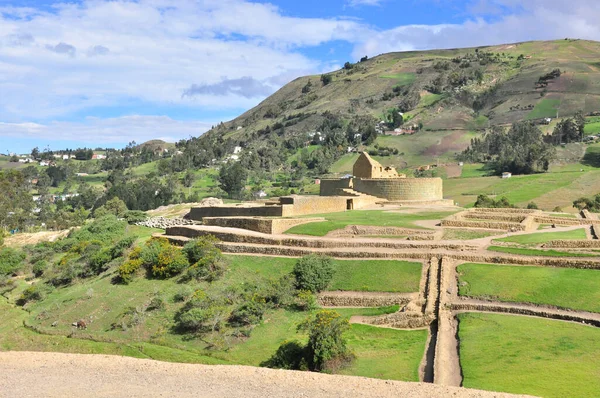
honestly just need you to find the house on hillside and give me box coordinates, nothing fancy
[502,172,512,179]
[92,154,107,160]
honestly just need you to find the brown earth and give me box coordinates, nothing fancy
[3,230,70,247]
[0,351,534,398]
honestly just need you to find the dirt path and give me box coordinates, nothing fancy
[0,351,533,398]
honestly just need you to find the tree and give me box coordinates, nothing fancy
[293,254,335,293]
[94,197,128,218]
[218,162,248,199]
[183,170,196,188]
[300,310,353,371]
[31,147,40,159]
[320,74,332,86]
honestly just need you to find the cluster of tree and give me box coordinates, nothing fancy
[473,195,516,208]
[547,112,585,144]
[573,193,600,212]
[459,121,555,175]
[535,69,561,88]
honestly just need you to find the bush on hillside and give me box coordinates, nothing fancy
[117,258,143,284]
[473,194,515,209]
[123,210,148,224]
[182,236,227,282]
[526,202,539,210]
[293,254,335,293]
[0,247,26,276]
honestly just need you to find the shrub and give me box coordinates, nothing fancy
[88,248,113,274]
[110,236,136,259]
[174,293,229,333]
[117,258,143,284]
[94,197,128,218]
[293,255,335,293]
[474,194,515,209]
[526,202,539,210]
[147,295,166,311]
[260,274,296,308]
[553,206,563,212]
[123,210,148,224]
[0,247,26,276]
[152,244,189,278]
[19,284,50,305]
[228,299,266,327]
[183,236,227,282]
[295,290,319,311]
[261,340,307,370]
[32,260,48,278]
[300,310,353,371]
[173,285,194,302]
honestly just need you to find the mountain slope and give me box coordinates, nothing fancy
[195,39,600,170]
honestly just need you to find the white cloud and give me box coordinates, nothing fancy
[0,116,215,144]
[0,0,368,124]
[353,0,600,57]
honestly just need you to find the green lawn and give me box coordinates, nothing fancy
[459,163,489,178]
[459,313,600,398]
[285,210,457,236]
[494,228,587,245]
[226,255,422,293]
[458,263,600,312]
[526,98,561,120]
[442,229,500,240]
[487,245,596,257]
[584,116,600,135]
[338,324,427,381]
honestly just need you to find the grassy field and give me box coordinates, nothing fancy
[487,245,596,257]
[442,229,500,240]
[458,312,600,397]
[459,163,489,178]
[493,228,587,245]
[584,116,600,135]
[458,263,600,312]
[227,255,422,293]
[380,72,416,87]
[285,210,457,236]
[526,98,561,120]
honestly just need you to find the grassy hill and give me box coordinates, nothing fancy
[196,39,600,168]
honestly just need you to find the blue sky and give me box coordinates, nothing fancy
[1,0,599,154]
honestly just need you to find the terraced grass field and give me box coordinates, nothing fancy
[285,210,457,236]
[494,228,587,245]
[227,255,422,293]
[487,245,596,257]
[458,263,600,313]
[458,313,600,398]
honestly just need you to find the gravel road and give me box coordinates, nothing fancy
[0,351,533,398]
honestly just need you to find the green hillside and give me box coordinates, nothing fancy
[196,39,600,168]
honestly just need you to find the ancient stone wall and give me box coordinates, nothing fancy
[165,226,474,250]
[541,240,600,249]
[188,205,283,221]
[592,224,600,239]
[202,217,325,235]
[463,213,527,223]
[280,196,348,217]
[471,208,539,214]
[319,179,352,196]
[441,219,525,231]
[533,216,595,226]
[317,293,414,307]
[353,178,443,201]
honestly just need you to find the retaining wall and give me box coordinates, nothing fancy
[592,224,600,239]
[319,178,353,196]
[353,178,443,201]
[541,240,600,249]
[441,219,525,231]
[188,205,283,220]
[317,293,414,307]
[165,226,475,250]
[533,216,596,226]
[463,213,527,223]
[202,217,325,235]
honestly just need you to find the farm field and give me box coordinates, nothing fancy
[458,263,600,313]
[494,228,587,245]
[285,210,457,236]
[458,313,600,398]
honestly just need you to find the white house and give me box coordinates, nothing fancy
[502,172,512,179]
[39,160,50,166]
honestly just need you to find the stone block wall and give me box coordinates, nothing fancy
[188,205,283,221]
[280,195,348,217]
[319,179,353,196]
[353,178,443,201]
[202,217,325,235]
